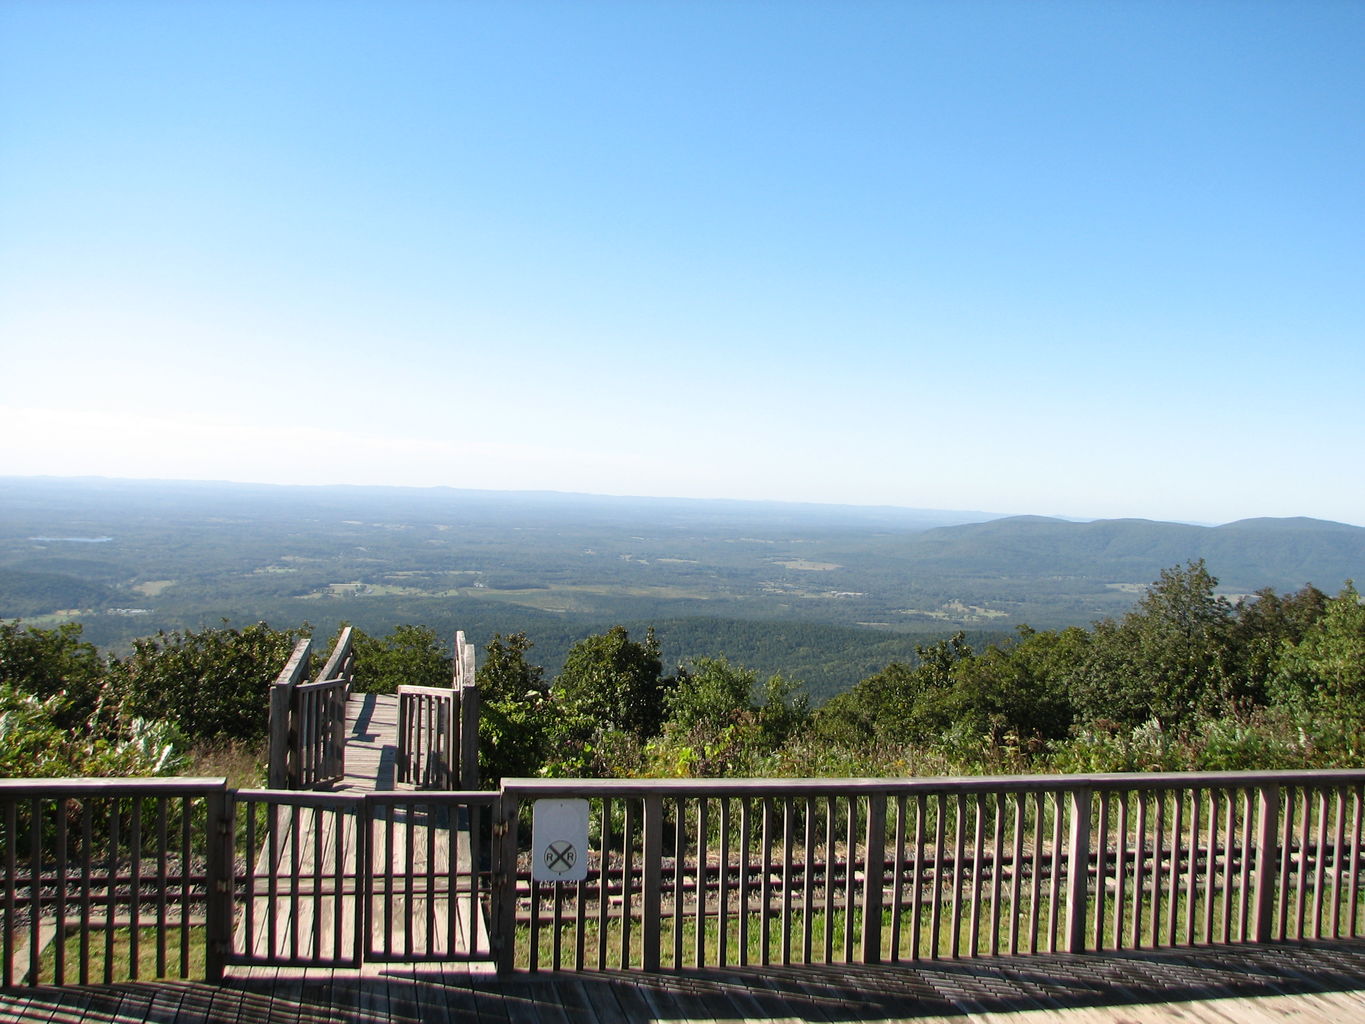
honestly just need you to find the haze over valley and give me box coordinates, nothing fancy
[3,476,1360,701]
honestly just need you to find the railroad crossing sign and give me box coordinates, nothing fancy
[531,798,589,882]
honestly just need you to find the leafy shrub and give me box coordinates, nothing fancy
[112,622,305,743]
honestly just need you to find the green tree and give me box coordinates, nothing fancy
[345,624,451,694]
[1273,582,1365,712]
[0,620,106,730]
[1228,584,1329,705]
[476,632,553,783]
[553,625,672,741]
[947,626,1083,745]
[1073,561,1234,730]
[813,632,974,747]
[112,622,305,743]
[651,657,809,776]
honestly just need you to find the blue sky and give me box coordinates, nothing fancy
[2,1,1362,526]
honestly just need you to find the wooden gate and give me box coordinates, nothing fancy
[229,790,499,969]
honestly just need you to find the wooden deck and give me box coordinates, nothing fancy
[233,692,491,968]
[338,692,403,794]
[6,939,1365,1022]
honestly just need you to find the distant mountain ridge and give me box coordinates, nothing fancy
[892,515,1364,592]
[1,477,1361,678]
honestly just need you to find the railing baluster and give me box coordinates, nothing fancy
[1030,790,1044,954]
[179,797,191,977]
[672,797,685,969]
[822,794,835,963]
[1350,787,1363,937]
[155,796,168,976]
[81,800,94,984]
[29,797,44,985]
[1348,791,1359,944]
[843,794,856,963]
[969,793,984,957]
[1312,789,1328,939]
[912,793,926,961]
[1012,793,1027,956]
[1093,792,1109,951]
[55,798,67,985]
[598,798,610,970]
[695,796,707,967]
[780,797,793,965]
[621,797,635,968]
[1331,788,1347,938]
[1149,790,1164,947]
[801,796,814,963]
[890,794,906,961]
[3,800,15,989]
[760,796,772,967]
[950,793,965,958]
[718,795,730,967]
[1165,789,1183,946]
[1185,788,1200,946]
[1130,791,1146,950]
[989,792,1003,957]
[1237,789,1253,941]
[1221,789,1235,943]
[1048,791,1063,953]
[738,796,751,967]
[1205,790,1220,944]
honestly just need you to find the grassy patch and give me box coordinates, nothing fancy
[37,924,205,985]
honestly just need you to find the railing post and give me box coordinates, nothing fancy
[460,638,480,790]
[861,792,887,963]
[397,691,411,785]
[203,782,233,982]
[268,638,311,790]
[494,790,521,974]
[1254,783,1280,943]
[642,794,664,971]
[267,683,292,790]
[1065,787,1092,953]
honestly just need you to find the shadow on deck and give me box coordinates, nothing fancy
[6,939,1365,1023]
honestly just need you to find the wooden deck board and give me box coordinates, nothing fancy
[10,939,1365,1022]
[338,694,401,795]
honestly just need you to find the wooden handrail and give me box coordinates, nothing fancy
[6,769,1365,987]
[501,769,1365,797]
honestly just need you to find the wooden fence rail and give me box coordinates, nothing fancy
[0,778,231,988]
[396,630,480,791]
[267,629,354,790]
[497,771,1365,974]
[4,769,1365,988]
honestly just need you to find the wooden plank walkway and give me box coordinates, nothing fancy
[8,939,1365,1022]
[233,692,491,969]
[338,692,402,794]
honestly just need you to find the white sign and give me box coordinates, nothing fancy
[531,798,589,882]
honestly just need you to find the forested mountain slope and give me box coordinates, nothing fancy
[883,515,1364,590]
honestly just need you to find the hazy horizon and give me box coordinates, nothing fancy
[5,472,1362,531]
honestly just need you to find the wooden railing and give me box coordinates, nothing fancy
[229,789,497,968]
[0,778,233,987]
[267,629,354,790]
[4,769,1364,987]
[495,771,1365,973]
[397,631,480,790]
